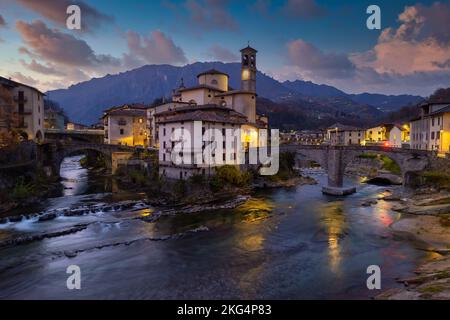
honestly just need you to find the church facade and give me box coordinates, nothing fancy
[151,45,269,180]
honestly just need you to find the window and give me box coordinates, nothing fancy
[163,154,166,161]
[120,129,124,135]
[437,131,440,139]
[163,128,166,136]
[211,79,218,85]
[431,132,435,139]
[163,141,166,148]
[138,118,143,123]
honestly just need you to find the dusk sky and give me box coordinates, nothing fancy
[0,0,449,96]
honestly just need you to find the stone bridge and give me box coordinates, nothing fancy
[44,128,104,144]
[39,141,135,176]
[280,144,433,195]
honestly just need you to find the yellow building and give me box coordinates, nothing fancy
[410,102,450,154]
[102,104,149,147]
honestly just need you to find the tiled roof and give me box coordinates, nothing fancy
[106,108,146,117]
[156,104,245,116]
[157,110,247,125]
[0,75,46,95]
[215,90,256,97]
[178,84,225,93]
[429,105,450,115]
[156,106,248,125]
[196,69,229,78]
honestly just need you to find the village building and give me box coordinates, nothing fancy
[410,101,450,154]
[0,76,45,143]
[326,123,365,146]
[364,123,410,147]
[44,107,65,130]
[102,103,150,147]
[151,45,269,180]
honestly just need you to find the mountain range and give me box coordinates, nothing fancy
[47,62,424,127]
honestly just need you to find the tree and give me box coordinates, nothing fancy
[0,85,20,147]
[428,87,450,102]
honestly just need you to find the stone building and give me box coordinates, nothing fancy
[102,103,149,147]
[0,75,45,142]
[151,45,268,180]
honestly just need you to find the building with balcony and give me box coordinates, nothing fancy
[0,75,45,142]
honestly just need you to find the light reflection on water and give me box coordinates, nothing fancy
[0,161,430,299]
[319,202,347,275]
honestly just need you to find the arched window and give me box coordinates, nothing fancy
[189,99,197,105]
[211,79,218,85]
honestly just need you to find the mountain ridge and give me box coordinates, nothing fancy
[47,62,424,126]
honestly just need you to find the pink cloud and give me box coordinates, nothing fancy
[207,44,238,62]
[16,0,113,32]
[16,20,120,68]
[126,30,187,65]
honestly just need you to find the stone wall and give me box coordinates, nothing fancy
[426,156,450,175]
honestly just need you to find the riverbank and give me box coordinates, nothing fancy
[377,190,450,299]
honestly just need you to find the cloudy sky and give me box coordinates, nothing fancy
[0,0,449,96]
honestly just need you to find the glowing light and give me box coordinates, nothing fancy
[242,69,250,80]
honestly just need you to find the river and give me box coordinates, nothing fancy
[0,155,432,299]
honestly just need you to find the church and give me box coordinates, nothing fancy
[149,45,269,180]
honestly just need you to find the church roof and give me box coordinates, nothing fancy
[196,69,229,78]
[240,45,258,53]
[178,84,226,93]
[156,106,248,125]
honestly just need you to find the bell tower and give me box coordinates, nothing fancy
[240,44,257,93]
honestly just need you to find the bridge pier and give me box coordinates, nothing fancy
[322,148,356,196]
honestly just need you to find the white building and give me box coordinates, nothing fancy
[152,45,268,180]
[0,76,45,142]
[102,103,149,147]
[410,101,450,153]
[326,123,365,146]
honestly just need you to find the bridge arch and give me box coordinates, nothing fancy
[53,145,113,177]
[340,148,429,186]
[280,144,431,192]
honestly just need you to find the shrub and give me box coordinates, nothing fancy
[12,177,34,201]
[208,165,252,192]
[380,155,401,174]
[129,169,148,186]
[422,171,450,190]
[189,173,204,185]
[174,179,186,197]
[357,153,378,159]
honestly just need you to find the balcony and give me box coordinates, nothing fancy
[13,96,28,103]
